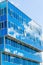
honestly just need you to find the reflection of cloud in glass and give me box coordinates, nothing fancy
[0,0,5,2]
[40,34,43,41]
[5,48,10,52]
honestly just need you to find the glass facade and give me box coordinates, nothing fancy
[7,2,42,50]
[0,1,43,65]
[2,53,39,65]
[5,37,38,54]
[0,1,7,37]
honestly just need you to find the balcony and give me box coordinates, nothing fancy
[7,33,43,51]
[4,44,42,62]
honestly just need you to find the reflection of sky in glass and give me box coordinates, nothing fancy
[0,0,43,31]
[8,0,43,61]
[8,20,42,43]
[0,0,43,62]
[8,0,43,36]
[0,0,43,40]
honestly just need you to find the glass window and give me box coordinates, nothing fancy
[0,9,3,16]
[3,21,7,28]
[2,53,39,65]
[0,37,2,44]
[4,8,7,14]
[2,9,4,15]
[19,15,23,23]
[8,8,23,23]
[14,57,21,64]
[8,9,13,17]
[10,56,14,63]
[8,22,14,28]
[0,23,2,29]
[0,21,7,29]
[5,54,10,62]
[0,8,6,16]
[2,54,5,61]
[10,56,23,65]
[2,54,10,62]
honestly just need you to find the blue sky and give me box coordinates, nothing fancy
[9,0,43,34]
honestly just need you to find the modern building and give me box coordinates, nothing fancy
[0,0,43,65]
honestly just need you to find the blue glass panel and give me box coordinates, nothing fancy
[2,53,40,65]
